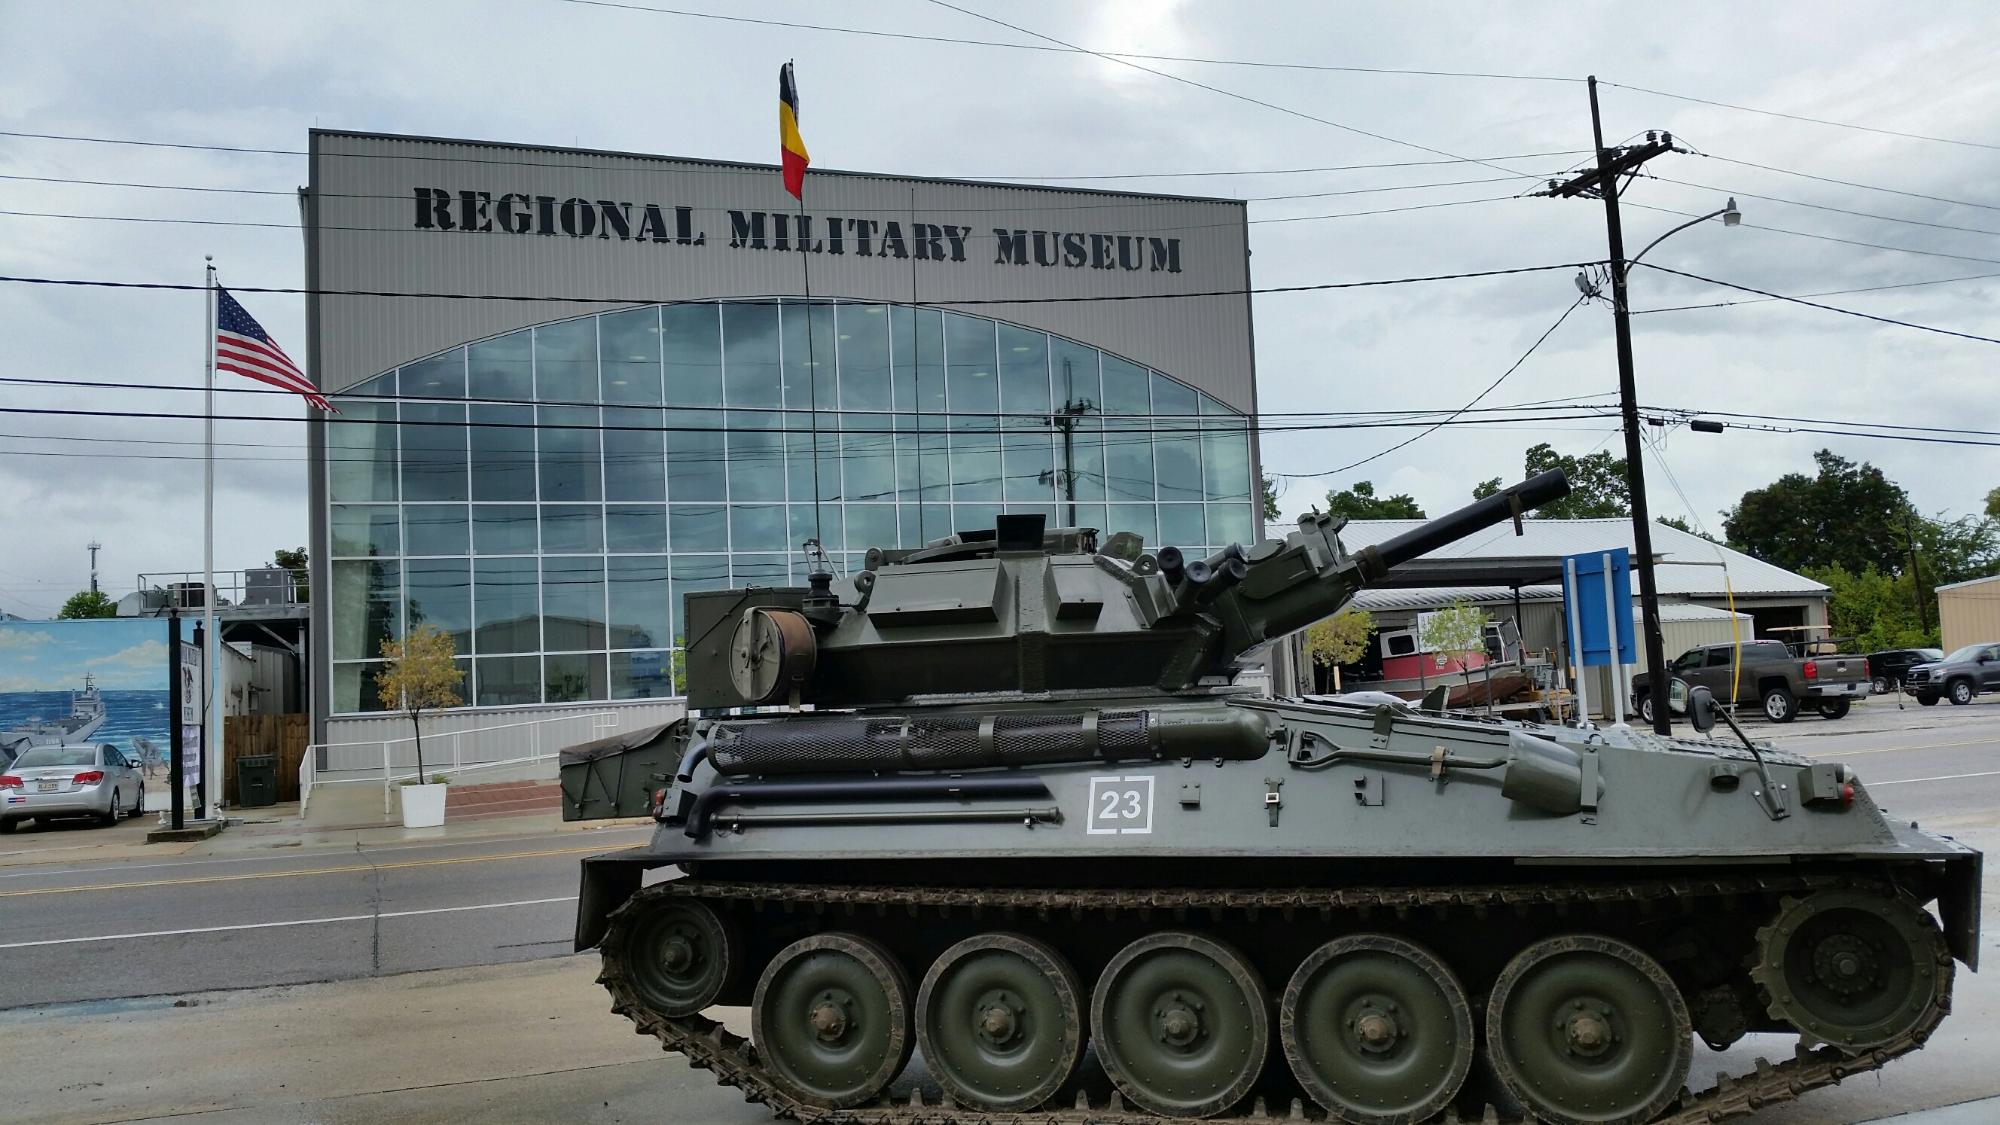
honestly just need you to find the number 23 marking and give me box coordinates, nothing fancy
[1087,776,1154,835]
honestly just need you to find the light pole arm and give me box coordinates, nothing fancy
[1629,207,1730,271]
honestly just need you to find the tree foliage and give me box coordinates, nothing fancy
[377,624,464,778]
[1420,599,1489,682]
[1323,480,1425,520]
[57,590,118,619]
[1656,515,1720,543]
[1260,474,1282,521]
[1803,564,1936,652]
[272,546,309,603]
[1987,485,2000,520]
[1722,451,1913,575]
[1473,442,1628,518]
[1304,609,1373,690]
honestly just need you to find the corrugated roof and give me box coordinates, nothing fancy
[1632,603,1754,622]
[1350,586,1564,612]
[1338,518,1827,597]
[1936,574,2000,594]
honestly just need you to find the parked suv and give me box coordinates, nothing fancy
[1867,647,1945,695]
[1905,643,2000,706]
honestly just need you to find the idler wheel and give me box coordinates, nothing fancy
[915,933,1084,1112]
[1749,890,1949,1052]
[607,897,735,1018]
[1090,931,1269,1118]
[1486,934,1691,1125]
[752,932,914,1108]
[1279,934,1474,1124]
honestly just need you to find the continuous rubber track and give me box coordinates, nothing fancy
[597,876,1954,1124]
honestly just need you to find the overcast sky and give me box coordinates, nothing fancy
[1,1,1995,617]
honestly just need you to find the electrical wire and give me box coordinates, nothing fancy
[1697,153,2000,214]
[1634,262,2000,345]
[1272,296,1589,479]
[1623,200,2000,268]
[1647,175,2000,239]
[1602,82,2000,153]
[1630,270,2000,314]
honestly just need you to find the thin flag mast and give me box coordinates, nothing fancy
[202,256,219,819]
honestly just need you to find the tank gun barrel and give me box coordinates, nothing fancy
[1368,469,1572,576]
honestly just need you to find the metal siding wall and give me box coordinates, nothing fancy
[308,133,1253,408]
[1940,579,2000,652]
[322,699,686,772]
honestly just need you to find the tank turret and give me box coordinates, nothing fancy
[684,469,1571,710]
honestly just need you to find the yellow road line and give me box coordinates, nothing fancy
[0,843,612,898]
[1816,736,1997,759]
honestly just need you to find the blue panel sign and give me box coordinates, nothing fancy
[1563,548,1636,667]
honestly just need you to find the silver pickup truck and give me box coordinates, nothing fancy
[1631,638,1871,723]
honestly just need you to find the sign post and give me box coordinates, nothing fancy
[1562,549,1637,725]
[181,624,205,821]
[168,612,184,831]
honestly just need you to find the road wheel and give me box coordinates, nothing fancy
[1636,695,1656,727]
[100,789,122,826]
[753,932,914,1109]
[1948,679,1975,706]
[1092,931,1269,1118]
[606,897,736,1018]
[1486,934,1692,1125]
[1817,699,1852,720]
[1762,686,1798,723]
[1280,934,1473,1124]
[133,783,146,815]
[1871,675,1892,695]
[1916,693,1939,707]
[916,933,1083,1112]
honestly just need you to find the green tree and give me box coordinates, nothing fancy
[57,590,118,619]
[1657,516,1721,543]
[1803,564,1936,651]
[1722,451,1910,575]
[1986,485,2000,519]
[1324,480,1425,520]
[1420,599,1490,686]
[1260,473,1282,521]
[1474,442,1628,518]
[1911,512,2000,587]
[272,546,309,603]
[1304,609,1373,692]
[376,624,465,779]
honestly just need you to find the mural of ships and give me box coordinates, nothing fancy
[0,673,109,760]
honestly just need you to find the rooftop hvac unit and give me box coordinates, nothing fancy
[169,582,209,609]
[243,566,293,606]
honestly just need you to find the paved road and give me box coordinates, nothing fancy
[4,699,1997,1124]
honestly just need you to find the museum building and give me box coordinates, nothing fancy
[305,131,1259,745]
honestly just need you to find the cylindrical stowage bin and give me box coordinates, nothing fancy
[236,755,279,808]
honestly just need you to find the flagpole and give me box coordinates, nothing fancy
[202,257,219,820]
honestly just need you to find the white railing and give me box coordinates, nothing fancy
[302,710,621,817]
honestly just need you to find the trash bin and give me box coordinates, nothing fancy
[236,755,278,808]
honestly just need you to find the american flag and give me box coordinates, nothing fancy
[215,287,332,411]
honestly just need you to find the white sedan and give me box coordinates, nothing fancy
[1,744,145,831]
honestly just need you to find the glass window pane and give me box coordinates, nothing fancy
[666,407,725,502]
[606,505,667,553]
[542,556,606,651]
[731,504,787,552]
[468,330,532,401]
[328,399,397,503]
[789,505,840,558]
[541,505,604,554]
[603,406,665,502]
[845,504,898,553]
[404,559,471,654]
[332,661,390,714]
[473,505,537,555]
[404,505,469,556]
[728,411,785,502]
[331,505,398,557]
[1051,337,1100,409]
[1207,502,1254,547]
[475,655,540,707]
[599,307,662,405]
[663,302,722,406]
[787,408,840,504]
[607,556,670,650]
[1158,504,1206,550]
[332,559,400,661]
[474,557,539,654]
[669,555,730,646]
[954,503,1002,535]
[1099,355,1151,417]
[538,405,601,501]
[1151,373,1203,502]
[998,325,1050,415]
[897,427,951,503]
[469,403,536,501]
[783,301,837,413]
[400,402,468,503]
[843,428,896,503]
[950,430,1003,503]
[544,652,607,703]
[734,554,790,587]
[1200,396,1251,504]
[1003,428,1055,502]
[722,302,781,408]
[610,650,674,700]
[534,318,596,404]
[891,305,946,417]
[1100,356,1153,501]
[945,313,998,417]
[838,304,892,413]
[669,504,728,552]
[1072,503,1109,535]
[1107,504,1157,548]
[901,503,949,548]
[400,348,464,399]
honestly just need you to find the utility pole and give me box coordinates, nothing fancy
[1046,398,1093,527]
[88,540,101,595]
[1538,76,1680,735]
[1901,509,1931,634]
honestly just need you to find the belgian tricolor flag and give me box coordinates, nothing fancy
[779,62,810,200]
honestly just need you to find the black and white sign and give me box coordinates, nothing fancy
[1086,775,1155,835]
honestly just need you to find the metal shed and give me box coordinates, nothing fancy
[1937,574,2000,652]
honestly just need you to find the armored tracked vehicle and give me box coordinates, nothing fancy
[573,469,1980,1125]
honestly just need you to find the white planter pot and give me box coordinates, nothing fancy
[400,782,448,828]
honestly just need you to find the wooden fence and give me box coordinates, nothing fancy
[223,714,308,805]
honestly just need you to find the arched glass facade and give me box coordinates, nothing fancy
[326,298,1255,713]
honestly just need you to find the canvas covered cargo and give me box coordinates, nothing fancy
[558,720,683,821]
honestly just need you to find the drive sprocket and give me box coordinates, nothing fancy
[1748,889,1951,1052]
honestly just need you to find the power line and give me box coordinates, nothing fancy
[1635,262,2000,345]
[1601,82,2000,153]
[1630,270,2000,314]
[1273,296,1589,479]
[1648,175,2000,239]
[1623,200,2000,268]
[0,260,1602,308]
[1697,153,2000,215]
[922,0,1551,180]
